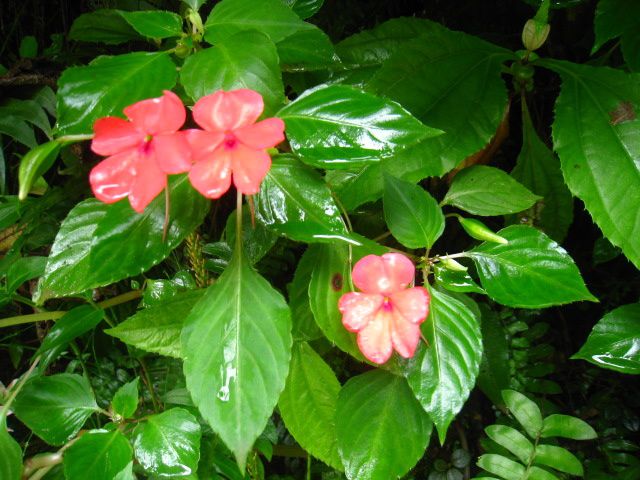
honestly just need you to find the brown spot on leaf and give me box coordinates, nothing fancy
[331,273,343,291]
[609,101,636,125]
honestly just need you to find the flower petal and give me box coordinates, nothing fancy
[235,118,285,149]
[357,309,393,364]
[230,143,271,195]
[352,253,415,295]
[338,292,384,332]
[188,150,232,199]
[128,153,167,213]
[124,90,186,135]
[152,133,192,174]
[89,150,137,204]
[390,311,422,359]
[182,129,224,160]
[91,117,143,156]
[193,89,264,132]
[390,287,430,325]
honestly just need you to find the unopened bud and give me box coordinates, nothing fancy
[522,19,550,51]
[440,257,468,272]
[458,217,508,244]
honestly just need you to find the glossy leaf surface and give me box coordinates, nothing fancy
[383,174,444,249]
[282,0,324,19]
[336,370,432,480]
[37,305,104,357]
[535,444,583,475]
[288,249,323,341]
[106,290,204,358]
[404,288,482,442]
[541,414,597,440]
[255,156,349,244]
[63,430,132,480]
[502,389,542,439]
[511,101,573,242]
[18,141,61,200]
[205,0,306,44]
[477,454,525,479]
[433,264,485,294]
[485,425,533,464]
[118,11,183,39]
[443,166,540,216]
[477,308,510,407]
[111,378,139,419]
[57,52,177,135]
[0,422,21,480]
[367,23,512,179]
[181,31,284,115]
[276,24,334,65]
[13,374,98,445]
[278,342,342,469]
[278,84,439,168]
[573,303,640,374]
[182,251,292,469]
[132,408,201,477]
[36,176,209,302]
[544,59,640,268]
[468,225,596,308]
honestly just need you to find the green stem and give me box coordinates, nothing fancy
[236,191,243,253]
[56,134,94,144]
[1,356,40,422]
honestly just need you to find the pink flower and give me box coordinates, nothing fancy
[89,90,191,213]
[183,89,285,199]
[338,253,430,364]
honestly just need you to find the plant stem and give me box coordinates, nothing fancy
[138,356,161,413]
[1,356,40,422]
[236,191,243,253]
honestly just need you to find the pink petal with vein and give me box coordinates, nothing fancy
[188,151,233,199]
[124,90,186,135]
[89,150,137,204]
[391,287,430,324]
[339,292,383,332]
[230,143,272,195]
[152,133,192,174]
[357,309,394,364]
[235,118,285,149]
[91,117,143,156]
[193,90,264,132]
[352,253,415,295]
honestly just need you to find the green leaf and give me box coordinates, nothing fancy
[278,342,342,469]
[112,378,139,419]
[592,0,640,52]
[63,430,132,480]
[502,390,542,439]
[255,156,349,244]
[5,256,46,293]
[35,176,209,302]
[182,250,292,470]
[367,23,512,179]
[404,288,482,442]
[336,370,432,480]
[18,141,61,201]
[535,444,583,475]
[433,264,485,294]
[468,225,596,308]
[277,84,440,169]
[181,0,207,11]
[181,30,284,115]
[383,174,444,249]
[485,425,534,464]
[56,52,177,136]
[282,0,324,19]
[132,408,201,477]
[442,166,540,216]
[118,11,184,39]
[476,307,510,407]
[527,466,560,480]
[19,36,37,58]
[0,99,51,137]
[37,305,104,357]
[225,207,278,265]
[69,10,139,44]
[477,454,525,480]
[106,290,204,358]
[0,117,36,148]
[277,24,335,66]
[543,59,640,268]
[573,303,640,374]
[204,0,306,44]
[541,414,597,440]
[511,101,573,242]
[0,421,22,480]
[13,374,99,446]
[288,250,323,341]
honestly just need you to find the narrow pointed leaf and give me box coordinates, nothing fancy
[112,378,139,419]
[541,414,597,440]
[383,174,444,249]
[63,430,132,480]
[404,288,483,442]
[485,425,534,464]
[35,176,209,303]
[106,290,204,358]
[468,225,596,308]
[13,374,99,446]
[572,303,640,374]
[132,408,201,477]
[18,141,61,200]
[477,454,525,480]
[57,52,177,136]
[336,370,432,480]
[502,390,542,439]
[181,30,284,115]
[278,342,342,469]
[534,444,583,475]
[37,305,104,357]
[543,59,640,268]
[182,251,292,470]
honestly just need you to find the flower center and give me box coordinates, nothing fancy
[140,135,153,154]
[224,133,238,150]
[382,297,393,311]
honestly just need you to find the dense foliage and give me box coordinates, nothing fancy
[1,0,639,479]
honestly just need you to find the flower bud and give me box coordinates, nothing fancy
[522,19,550,51]
[440,257,468,272]
[458,217,509,244]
